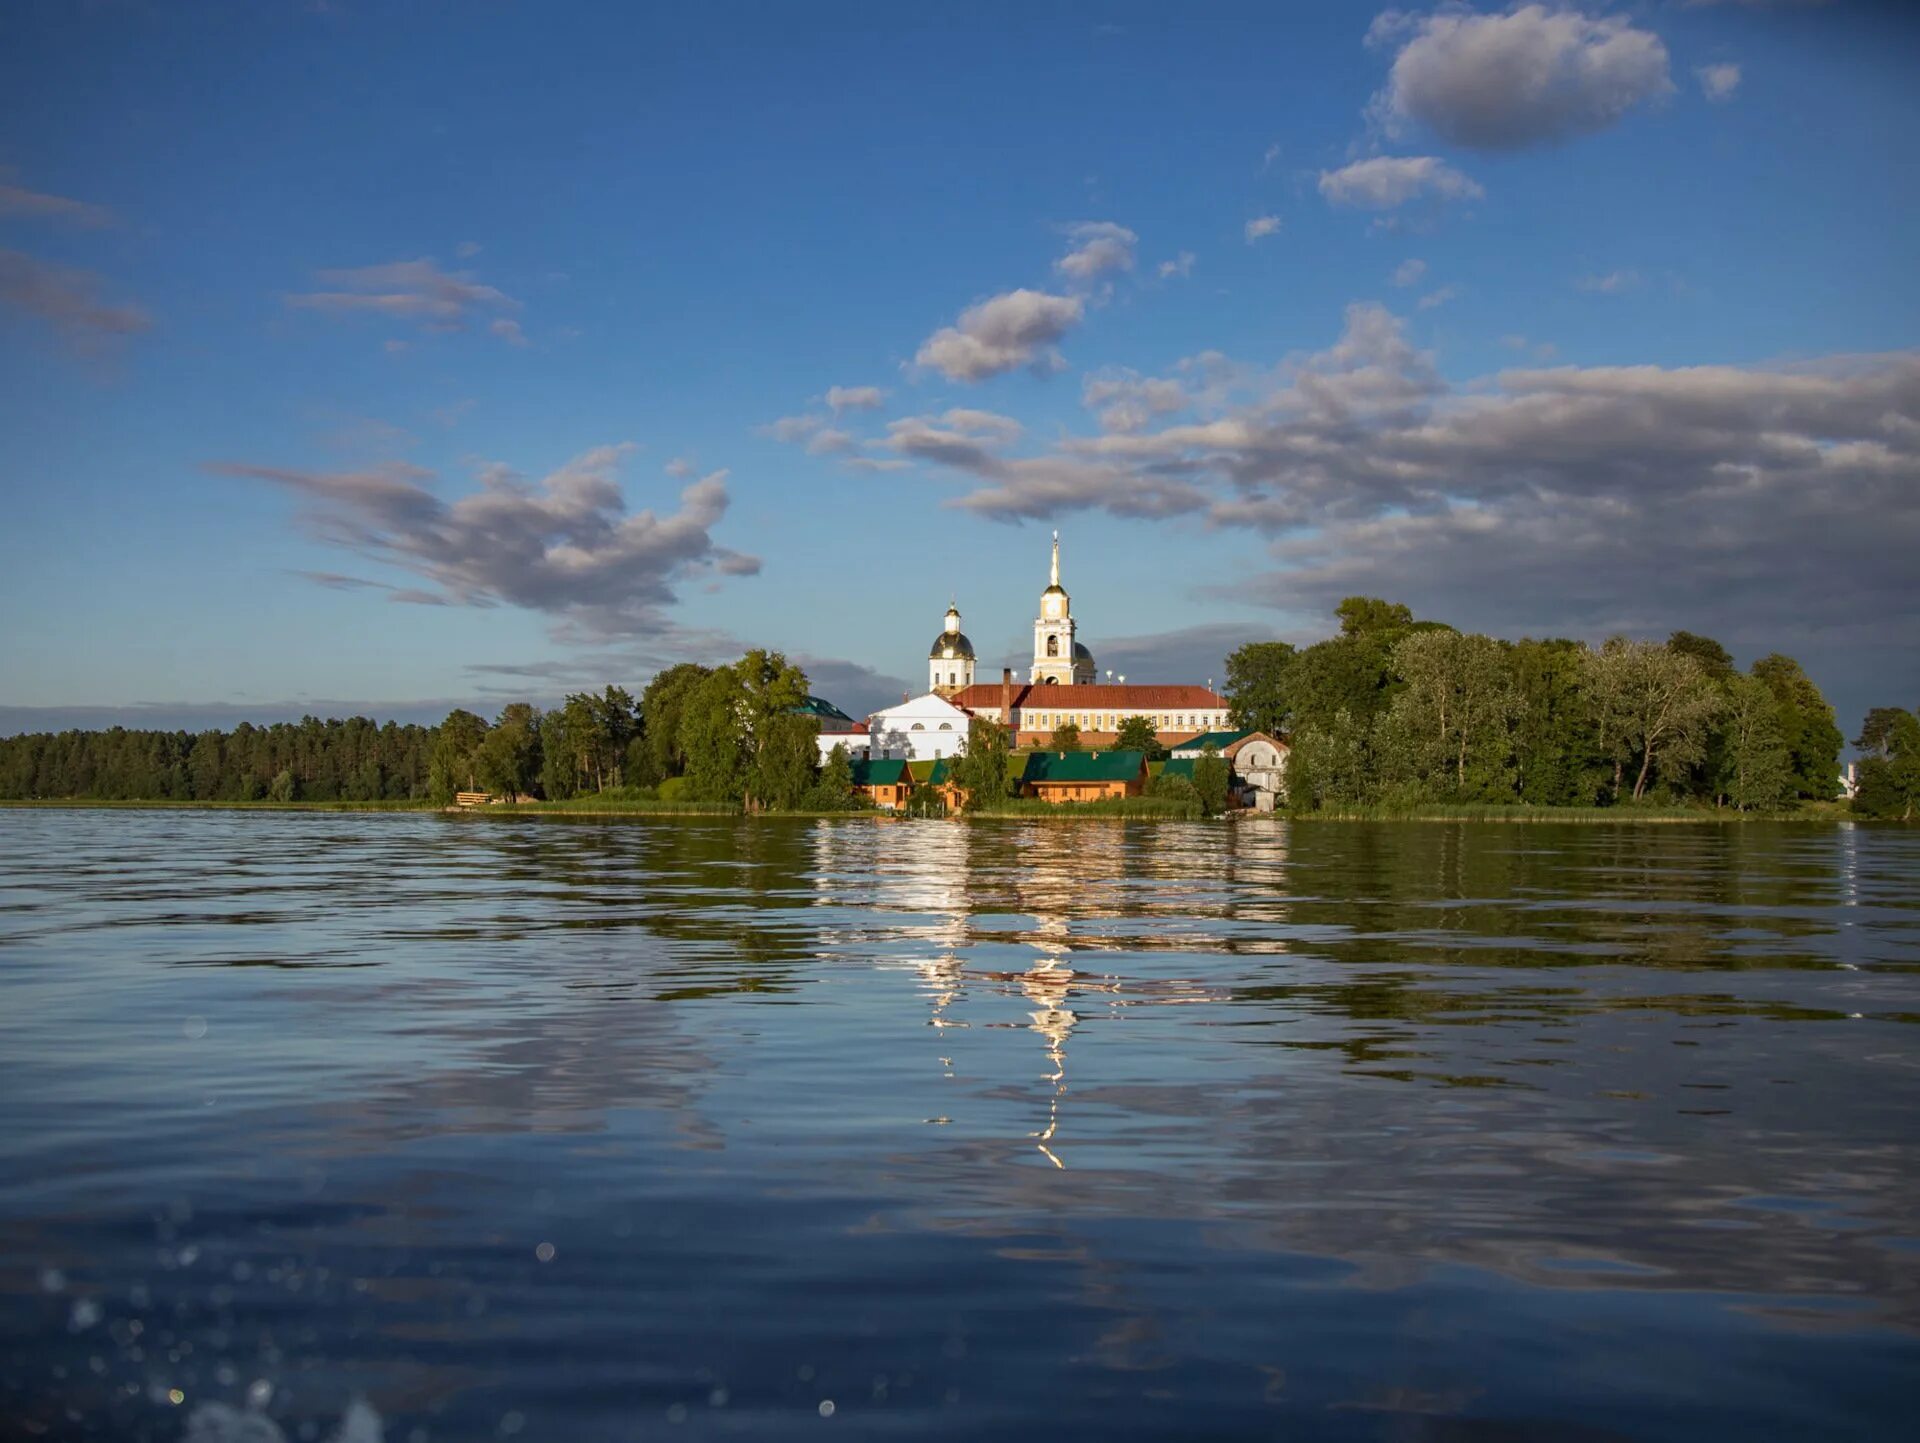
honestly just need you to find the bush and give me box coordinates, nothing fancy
[657,776,691,801]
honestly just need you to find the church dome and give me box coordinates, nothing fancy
[1072,641,1093,661]
[930,630,976,660]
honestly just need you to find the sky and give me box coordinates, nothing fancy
[1,0,1915,735]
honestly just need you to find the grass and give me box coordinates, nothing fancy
[1273,799,1851,823]
[0,797,435,812]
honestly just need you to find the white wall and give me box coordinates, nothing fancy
[868,694,972,760]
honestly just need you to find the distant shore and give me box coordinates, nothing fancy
[0,798,1866,823]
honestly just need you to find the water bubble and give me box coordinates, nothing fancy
[707,1388,729,1408]
[818,1400,836,1418]
[498,1411,526,1436]
[69,1297,102,1332]
[795,1363,815,1382]
[41,1267,67,1293]
[183,1017,209,1041]
[170,1389,186,1406]
[665,1403,688,1424]
[247,1379,274,1409]
[534,1242,555,1263]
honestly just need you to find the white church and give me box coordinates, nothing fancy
[865,533,1230,761]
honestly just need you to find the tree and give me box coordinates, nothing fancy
[1750,654,1842,802]
[749,712,819,811]
[637,663,713,785]
[1584,639,1722,802]
[1113,715,1165,760]
[679,667,749,802]
[1853,709,1920,821]
[594,686,640,788]
[476,703,543,799]
[1856,707,1912,758]
[1717,674,1792,812]
[1283,710,1372,812]
[268,768,298,803]
[1047,721,1083,753]
[1335,597,1414,636]
[1192,744,1231,815]
[801,743,863,812]
[1667,631,1736,679]
[1510,638,1603,806]
[1375,630,1521,800]
[1224,641,1297,735]
[950,716,1012,810]
[429,708,489,803]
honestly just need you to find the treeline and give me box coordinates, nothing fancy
[0,716,435,802]
[1853,708,1920,820]
[427,649,862,811]
[1225,598,1860,814]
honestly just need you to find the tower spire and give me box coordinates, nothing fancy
[1050,530,1060,588]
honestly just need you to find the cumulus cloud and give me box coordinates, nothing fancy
[1244,215,1283,243]
[1055,221,1138,281]
[1697,63,1742,102]
[825,384,886,413]
[896,300,1920,718]
[1158,251,1196,279]
[286,257,520,335]
[210,445,759,637]
[1368,4,1674,150]
[0,181,115,228]
[1081,370,1189,433]
[0,247,151,344]
[1391,257,1428,287]
[1319,155,1483,209]
[489,317,528,346]
[1416,284,1460,310]
[914,288,1085,382]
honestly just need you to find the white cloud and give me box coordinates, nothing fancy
[286,257,519,335]
[825,384,887,413]
[454,240,482,259]
[1082,370,1190,433]
[1055,221,1138,282]
[213,445,758,637]
[1244,215,1283,243]
[1319,155,1483,209]
[1696,63,1742,102]
[914,288,1085,382]
[1391,257,1428,287]
[489,318,528,346]
[1158,251,1196,279]
[1416,284,1460,311]
[1369,4,1674,151]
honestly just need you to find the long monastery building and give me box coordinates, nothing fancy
[869,532,1229,756]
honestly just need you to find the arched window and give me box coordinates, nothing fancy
[910,723,925,731]
[938,723,952,731]
[1047,636,1059,657]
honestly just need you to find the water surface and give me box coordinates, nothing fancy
[3,812,1919,1441]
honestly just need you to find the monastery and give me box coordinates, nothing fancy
[865,533,1231,760]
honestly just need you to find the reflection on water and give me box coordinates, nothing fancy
[2,812,1918,1441]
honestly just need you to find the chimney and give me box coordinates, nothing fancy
[1001,667,1013,729]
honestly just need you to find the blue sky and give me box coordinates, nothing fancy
[1,0,1915,731]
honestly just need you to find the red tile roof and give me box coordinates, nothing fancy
[949,682,1227,712]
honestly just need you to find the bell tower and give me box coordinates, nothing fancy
[1030,532,1082,684]
[928,600,976,696]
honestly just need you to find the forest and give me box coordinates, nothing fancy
[1222,598,1915,818]
[3,603,1916,820]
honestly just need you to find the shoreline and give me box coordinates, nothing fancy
[0,798,1865,824]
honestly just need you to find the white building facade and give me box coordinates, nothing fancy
[928,603,977,696]
[867,693,974,761]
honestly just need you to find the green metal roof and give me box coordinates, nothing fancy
[1170,729,1250,755]
[1021,749,1147,784]
[849,757,911,786]
[791,696,856,725]
[1159,757,1197,781]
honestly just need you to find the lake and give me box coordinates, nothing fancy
[3,811,1918,1442]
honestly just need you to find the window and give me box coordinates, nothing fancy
[911,723,925,731]
[938,723,952,731]
[1047,635,1059,657]
[949,671,957,685]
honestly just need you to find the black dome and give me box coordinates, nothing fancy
[1073,641,1093,660]
[930,631,977,660]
